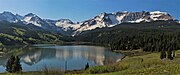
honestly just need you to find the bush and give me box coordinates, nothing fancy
[87,66,108,74]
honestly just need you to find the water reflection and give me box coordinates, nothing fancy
[0,45,123,72]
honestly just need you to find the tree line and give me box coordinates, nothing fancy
[75,21,180,59]
[109,32,180,60]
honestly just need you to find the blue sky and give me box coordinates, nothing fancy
[0,0,179,22]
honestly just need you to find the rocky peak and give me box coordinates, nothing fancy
[0,11,19,22]
[56,19,74,24]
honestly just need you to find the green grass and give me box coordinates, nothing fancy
[80,50,180,75]
[0,71,63,75]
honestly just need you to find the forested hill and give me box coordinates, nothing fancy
[0,20,180,50]
[75,21,180,52]
[0,21,64,46]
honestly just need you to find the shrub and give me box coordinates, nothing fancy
[87,66,108,74]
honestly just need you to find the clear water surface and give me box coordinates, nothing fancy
[0,44,123,73]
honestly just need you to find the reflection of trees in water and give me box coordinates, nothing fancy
[103,52,123,65]
[0,45,123,67]
[55,46,107,65]
[0,45,29,66]
[20,46,106,66]
[0,58,7,67]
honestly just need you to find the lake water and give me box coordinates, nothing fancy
[0,44,123,73]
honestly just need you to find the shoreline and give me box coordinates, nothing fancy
[0,45,135,74]
[112,49,151,57]
[1,47,180,75]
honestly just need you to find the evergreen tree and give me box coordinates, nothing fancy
[6,55,15,73]
[5,55,22,73]
[12,56,22,72]
[160,51,166,59]
[167,50,173,60]
[85,62,89,70]
[172,50,176,57]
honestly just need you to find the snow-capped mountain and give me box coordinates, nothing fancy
[44,19,81,31]
[0,11,176,36]
[23,13,51,28]
[72,11,174,36]
[0,11,21,22]
[55,19,81,31]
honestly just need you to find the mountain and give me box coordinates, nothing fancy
[0,11,176,37]
[72,11,174,36]
[0,21,65,46]
[75,21,180,45]
[0,11,21,23]
[23,13,52,29]
[15,14,23,21]
[55,19,80,31]
[44,19,80,31]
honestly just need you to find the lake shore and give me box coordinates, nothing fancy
[1,49,180,75]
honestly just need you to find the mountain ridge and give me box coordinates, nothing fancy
[0,11,177,36]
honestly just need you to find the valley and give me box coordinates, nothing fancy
[0,11,180,75]
[0,11,178,46]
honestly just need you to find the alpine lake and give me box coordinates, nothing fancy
[0,44,124,73]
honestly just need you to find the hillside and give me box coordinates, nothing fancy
[0,11,179,46]
[0,21,63,46]
[0,11,175,36]
[76,21,180,43]
[75,21,180,52]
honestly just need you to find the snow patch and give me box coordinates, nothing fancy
[116,14,126,23]
[150,11,167,15]
[24,16,42,27]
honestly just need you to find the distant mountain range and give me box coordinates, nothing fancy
[0,11,177,36]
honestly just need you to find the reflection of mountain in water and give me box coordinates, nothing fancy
[20,49,56,65]
[0,45,123,70]
[19,45,123,66]
[0,46,28,66]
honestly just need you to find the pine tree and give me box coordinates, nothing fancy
[5,55,22,73]
[172,50,176,57]
[167,50,173,60]
[85,62,89,70]
[6,55,15,73]
[12,56,22,72]
[160,51,166,59]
